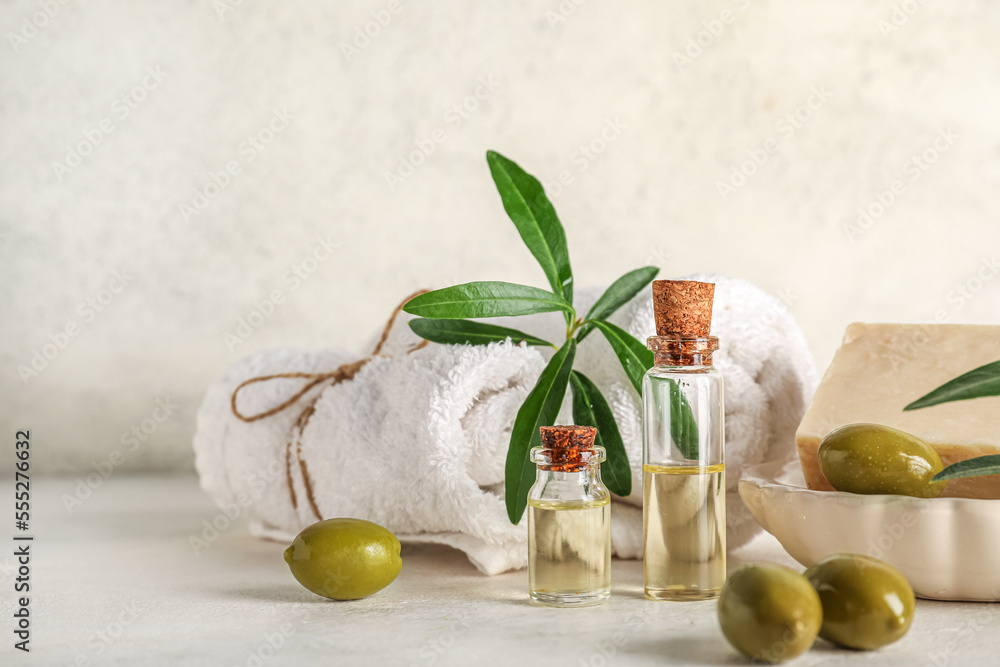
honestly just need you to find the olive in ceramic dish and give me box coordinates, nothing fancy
[818,424,944,498]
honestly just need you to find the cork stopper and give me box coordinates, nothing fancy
[652,280,715,337]
[539,425,597,449]
[535,425,600,472]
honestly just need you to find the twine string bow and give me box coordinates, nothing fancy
[228,290,428,518]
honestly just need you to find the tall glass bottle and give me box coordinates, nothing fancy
[642,280,726,601]
[528,425,611,607]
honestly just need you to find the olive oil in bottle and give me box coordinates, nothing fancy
[528,497,611,601]
[526,425,611,607]
[642,280,726,601]
[642,464,725,600]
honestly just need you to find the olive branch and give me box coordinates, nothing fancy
[905,360,1000,482]
[403,150,697,523]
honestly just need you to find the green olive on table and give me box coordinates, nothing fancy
[284,518,401,600]
[818,423,945,498]
[805,553,915,650]
[718,564,823,663]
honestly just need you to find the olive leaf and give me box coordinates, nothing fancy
[668,379,700,460]
[487,150,574,318]
[590,320,654,395]
[505,340,576,524]
[904,360,1000,411]
[408,318,553,347]
[591,320,700,459]
[402,281,573,319]
[570,370,632,497]
[932,455,1000,482]
[577,266,659,342]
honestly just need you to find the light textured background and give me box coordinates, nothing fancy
[2,0,999,474]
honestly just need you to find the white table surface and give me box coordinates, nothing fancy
[3,475,998,666]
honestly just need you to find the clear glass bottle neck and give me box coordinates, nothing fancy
[647,335,719,367]
[529,447,609,503]
[642,346,725,467]
[533,464,602,485]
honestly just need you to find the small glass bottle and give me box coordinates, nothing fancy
[642,280,726,601]
[528,425,611,607]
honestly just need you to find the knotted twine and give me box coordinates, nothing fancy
[229,290,429,520]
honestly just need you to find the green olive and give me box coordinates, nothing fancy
[805,553,915,650]
[284,518,401,600]
[818,423,945,498]
[718,564,823,663]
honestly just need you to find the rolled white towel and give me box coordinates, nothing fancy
[194,347,355,541]
[193,274,816,574]
[194,339,547,574]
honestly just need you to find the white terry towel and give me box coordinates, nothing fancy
[195,340,545,575]
[193,274,817,575]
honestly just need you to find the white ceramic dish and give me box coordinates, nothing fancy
[739,459,1000,601]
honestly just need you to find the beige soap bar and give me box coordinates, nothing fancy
[796,323,1000,499]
